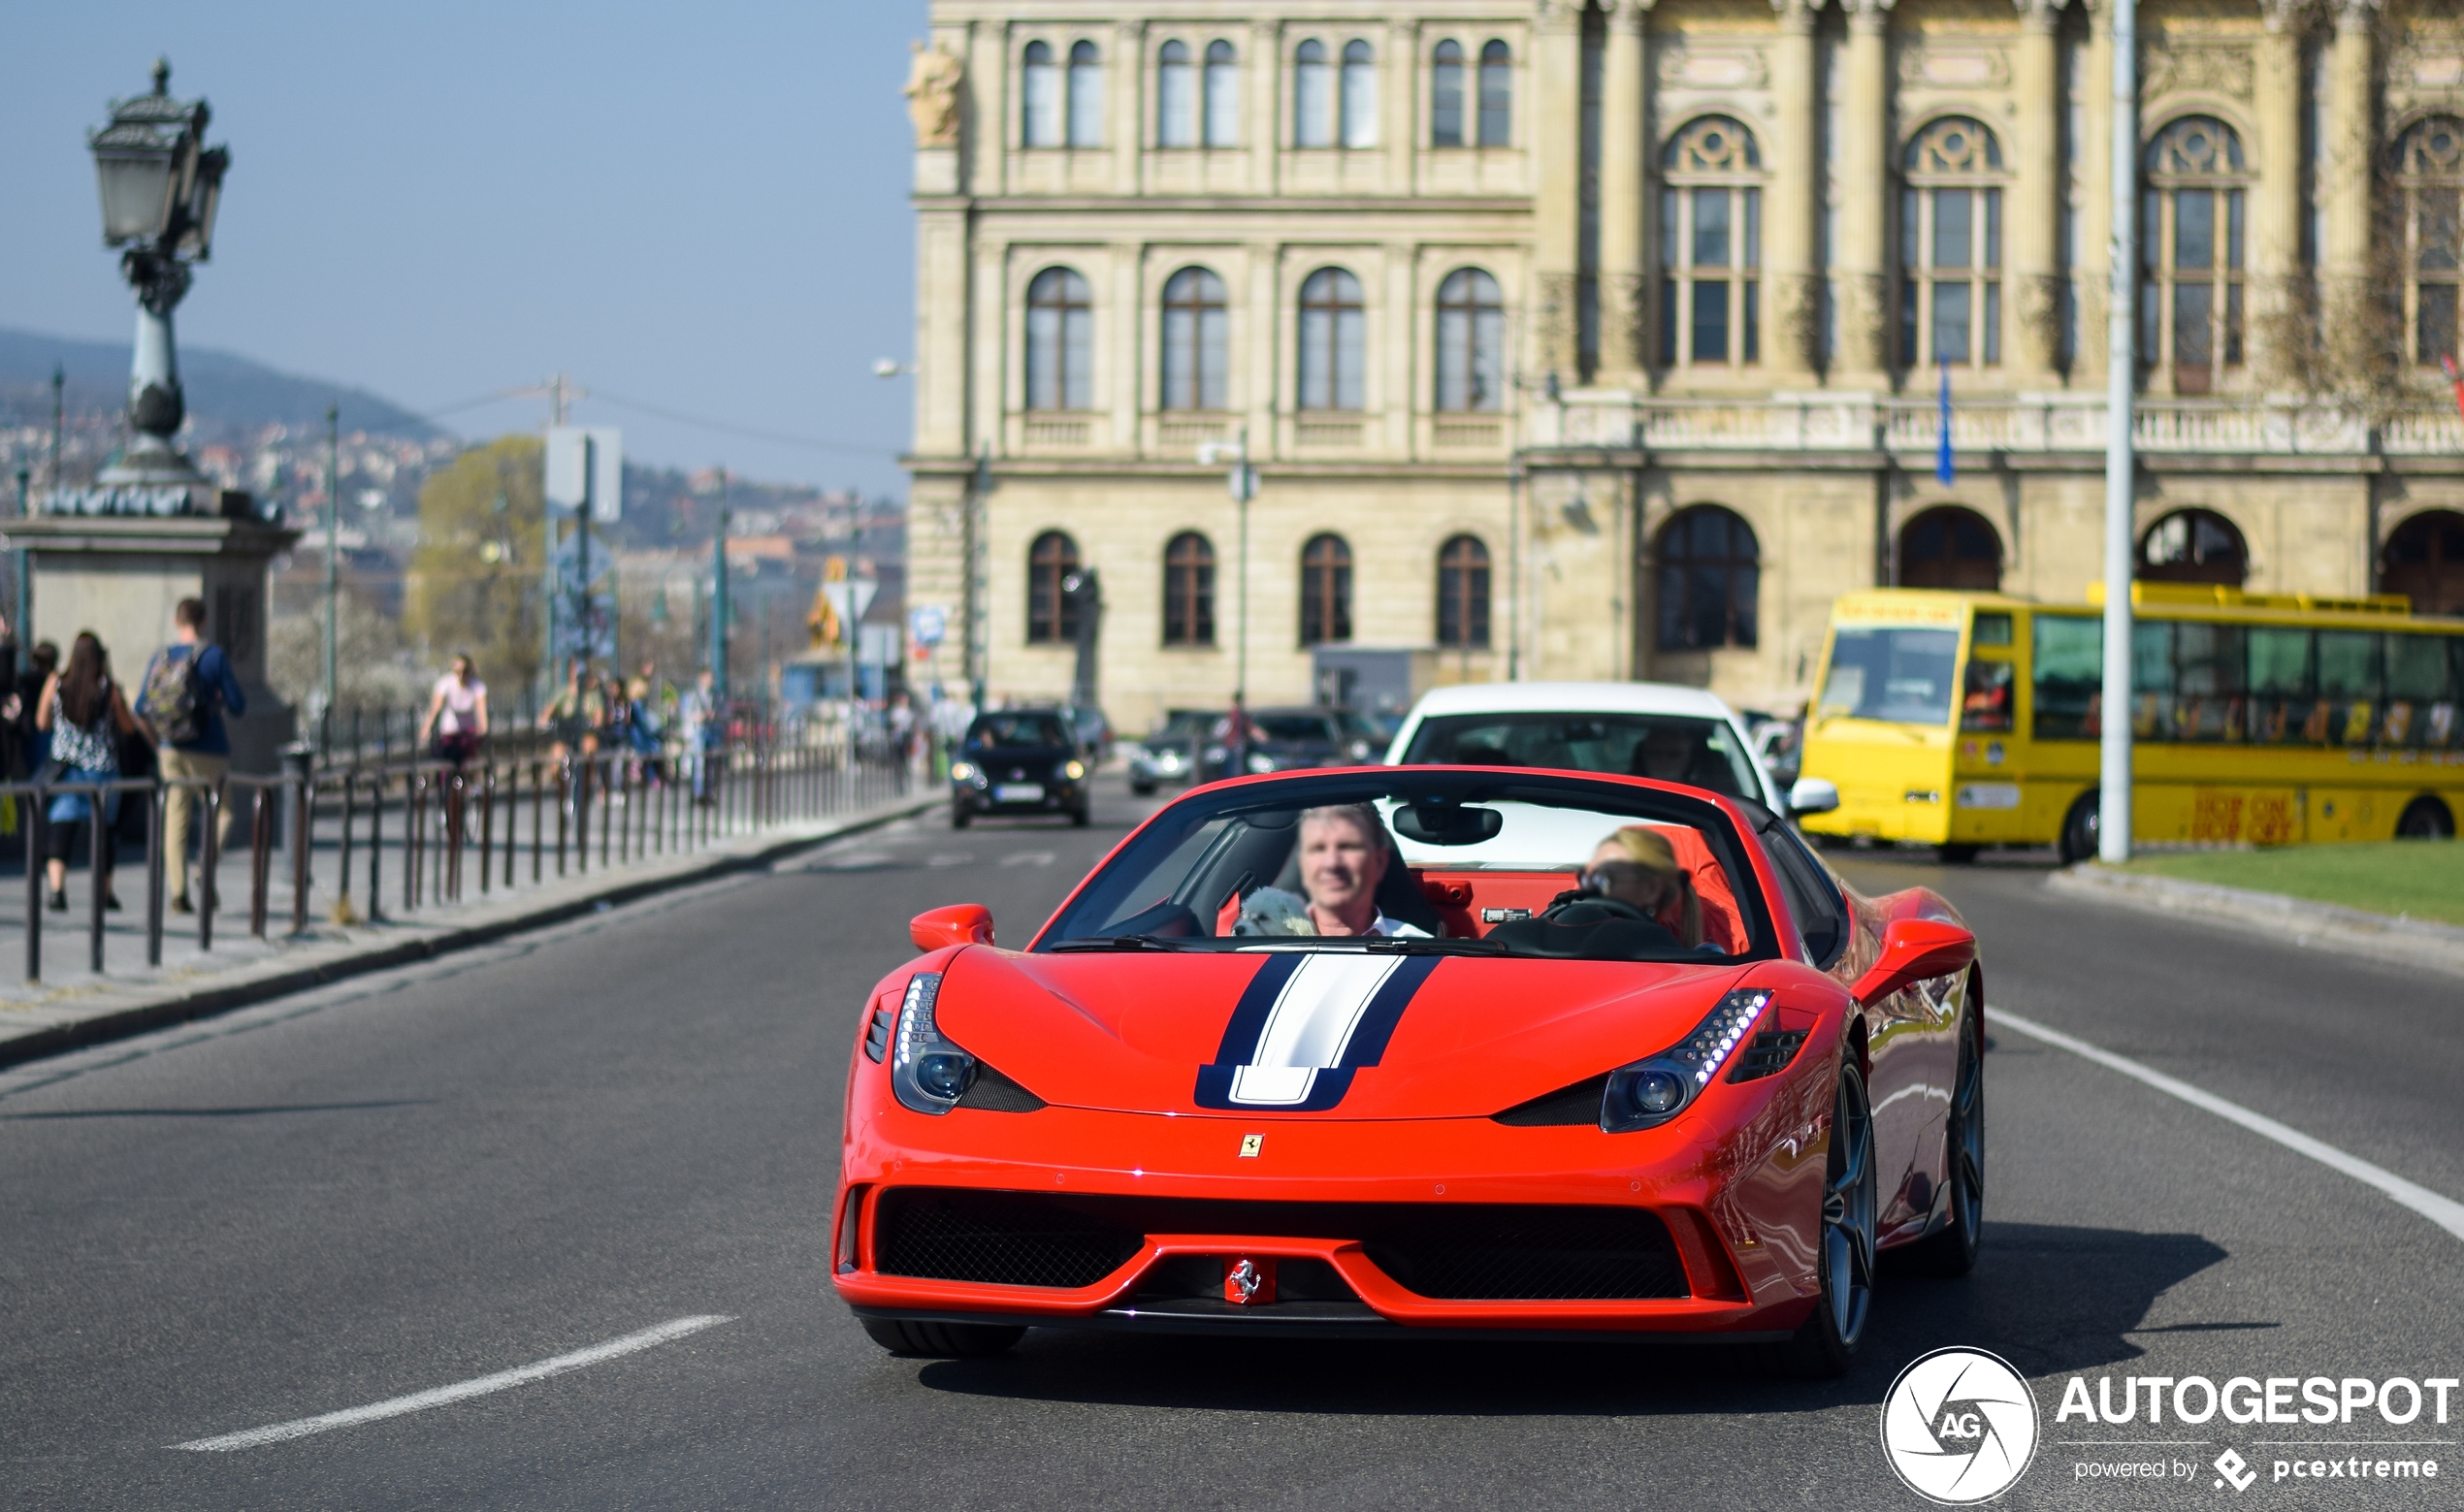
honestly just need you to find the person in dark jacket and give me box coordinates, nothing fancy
[135,597,246,915]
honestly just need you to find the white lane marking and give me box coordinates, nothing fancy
[925,853,973,868]
[1992,1008,2464,1243]
[1000,851,1054,867]
[172,1315,733,1451]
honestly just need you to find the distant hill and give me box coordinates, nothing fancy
[0,326,440,441]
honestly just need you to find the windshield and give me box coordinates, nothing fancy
[1818,627,1961,725]
[969,714,1070,749]
[1153,710,1215,739]
[1396,712,1760,798]
[1255,713,1338,742]
[1036,771,1776,963]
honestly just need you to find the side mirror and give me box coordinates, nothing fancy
[1849,917,1977,1007]
[1788,777,1840,816]
[910,903,995,951]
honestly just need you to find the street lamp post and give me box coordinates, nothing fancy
[323,404,340,739]
[85,58,229,494]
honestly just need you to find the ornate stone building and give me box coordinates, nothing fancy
[899,0,2464,728]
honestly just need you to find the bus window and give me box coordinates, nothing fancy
[2249,626,2314,744]
[1820,627,1961,725]
[2174,622,2244,742]
[1972,611,2014,647]
[2031,615,2101,739]
[2386,633,2455,746]
[2132,621,2176,739]
[2317,631,2381,746]
[1961,659,2014,732]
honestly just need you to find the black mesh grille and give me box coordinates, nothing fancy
[1729,1029,1808,1082]
[862,1006,891,1063]
[870,1188,1687,1300]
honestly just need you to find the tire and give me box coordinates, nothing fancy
[1129,781,1156,796]
[1766,1058,1878,1379]
[2396,796,2455,840]
[2058,791,2099,865]
[859,1316,1025,1358]
[1897,998,1984,1278]
[950,802,972,829]
[1936,843,1982,864]
[1070,804,1091,827]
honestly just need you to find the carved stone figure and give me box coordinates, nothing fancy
[904,41,963,147]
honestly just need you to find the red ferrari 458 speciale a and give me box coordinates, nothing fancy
[832,767,1982,1375]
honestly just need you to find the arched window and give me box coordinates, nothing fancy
[1437,534,1491,649]
[1301,534,1353,645]
[1028,531,1082,643]
[1478,41,1511,146]
[2139,507,2247,586]
[1067,40,1104,147]
[1657,506,1760,651]
[1294,40,1333,147]
[1900,117,2005,368]
[2383,508,2464,617]
[1021,42,1060,146]
[2143,116,2249,395]
[1658,116,1763,370]
[2393,117,2464,367]
[1163,531,1216,646]
[1160,266,1229,412]
[1298,268,1367,411]
[1898,505,2004,590]
[1435,268,1505,412]
[1156,41,1194,147]
[1341,41,1378,149]
[1025,268,1093,411]
[1432,41,1466,147]
[1204,41,1239,146]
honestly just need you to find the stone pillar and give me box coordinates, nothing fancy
[2076,0,2115,382]
[1835,0,1894,382]
[2253,2,2309,384]
[2322,0,2379,326]
[1533,0,1586,381]
[1597,0,1650,382]
[2012,0,2065,382]
[1768,0,1821,379]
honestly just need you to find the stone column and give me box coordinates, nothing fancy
[2253,1,2309,384]
[1532,0,1586,381]
[1116,22,1145,195]
[1597,0,1650,383]
[1768,0,1820,379]
[1834,0,1894,382]
[2075,0,2114,383]
[2012,0,2065,381]
[2322,0,2379,335]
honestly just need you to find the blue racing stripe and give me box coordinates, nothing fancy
[1208,951,1304,1064]
[1336,954,1443,1068]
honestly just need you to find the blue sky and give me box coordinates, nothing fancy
[0,1,929,495]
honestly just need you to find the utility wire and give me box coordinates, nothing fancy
[408,384,900,460]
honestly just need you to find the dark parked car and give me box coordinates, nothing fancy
[951,710,1089,828]
[1199,705,1380,782]
[1127,708,1216,795]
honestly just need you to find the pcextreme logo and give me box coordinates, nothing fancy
[1880,1347,2042,1504]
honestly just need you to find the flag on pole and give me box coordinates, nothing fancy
[1935,361,1957,485]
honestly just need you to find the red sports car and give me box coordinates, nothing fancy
[832,767,1982,1376]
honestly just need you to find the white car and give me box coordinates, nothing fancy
[1383,680,1834,817]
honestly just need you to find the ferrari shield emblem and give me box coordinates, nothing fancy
[1238,1134,1263,1158]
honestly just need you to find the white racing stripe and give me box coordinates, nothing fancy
[1992,1008,2464,1243]
[172,1314,732,1451]
[1228,954,1405,1106]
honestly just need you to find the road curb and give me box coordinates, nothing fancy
[0,792,941,1072]
[2046,862,2464,979]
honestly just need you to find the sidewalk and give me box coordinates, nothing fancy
[2047,862,2464,980]
[0,788,939,1069]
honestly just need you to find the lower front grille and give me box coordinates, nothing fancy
[870,1188,1689,1300]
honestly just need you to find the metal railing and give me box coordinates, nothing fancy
[0,730,912,985]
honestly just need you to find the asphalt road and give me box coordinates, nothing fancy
[2,780,2460,1509]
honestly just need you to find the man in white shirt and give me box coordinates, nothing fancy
[1296,803,1428,938]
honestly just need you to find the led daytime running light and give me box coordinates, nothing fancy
[891,972,977,1115]
[1600,989,1773,1133]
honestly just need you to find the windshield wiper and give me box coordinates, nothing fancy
[1048,934,1199,952]
[1360,936,1508,955]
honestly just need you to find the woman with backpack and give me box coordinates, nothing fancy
[38,631,151,911]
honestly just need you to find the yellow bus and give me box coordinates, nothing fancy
[1798,584,2464,862]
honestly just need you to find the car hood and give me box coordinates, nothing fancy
[932,947,1753,1119]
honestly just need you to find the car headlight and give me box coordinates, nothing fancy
[891,973,977,1115]
[1601,989,1771,1133]
[950,760,977,782]
[1247,753,1277,774]
[1064,759,1086,781]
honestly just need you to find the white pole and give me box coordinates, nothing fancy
[2098,0,2137,865]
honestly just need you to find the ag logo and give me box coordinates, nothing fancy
[1880,1347,2040,1504]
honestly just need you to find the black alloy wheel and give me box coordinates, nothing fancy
[1770,1058,1878,1378]
[2058,791,2099,865]
[859,1317,1025,1358]
[2396,796,2455,840]
[1899,999,1985,1277]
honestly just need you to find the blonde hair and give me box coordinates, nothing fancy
[1601,825,1702,947]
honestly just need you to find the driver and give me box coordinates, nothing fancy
[1631,725,1702,784]
[1296,804,1428,938]
[1582,826,1706,949]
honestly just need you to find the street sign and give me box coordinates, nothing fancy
[544,426,623,521]
[821,578,878,625]
[909,604,947,648]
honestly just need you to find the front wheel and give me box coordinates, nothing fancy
[950,802,972,829]
[2058,791,2099,865]
[1129,780,1156,796]
[1767,1058,1877,1379]
[2396,796,2455,840]
[859,1317,1024,1358]
[1936,843,1981,865]
[1897,999,1984,1277]
[1069,804,1091,827]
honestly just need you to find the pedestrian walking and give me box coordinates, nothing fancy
[39,631,151,912]
[420,654,489,766]
[536,661,603,763]
[135,597,246,916]
[16,641,59,775]
[679,668,721,803]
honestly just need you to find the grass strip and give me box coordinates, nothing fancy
[2122,841,2464,927]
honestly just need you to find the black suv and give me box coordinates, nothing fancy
[951,710,1089,828]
